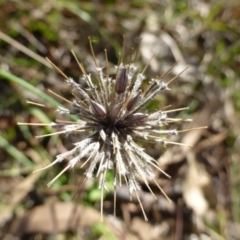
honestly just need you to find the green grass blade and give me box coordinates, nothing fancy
[0,69,60,107]
[0,133,35,167]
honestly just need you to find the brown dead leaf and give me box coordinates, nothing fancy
[182,152,214,217]
[9,202,134,239]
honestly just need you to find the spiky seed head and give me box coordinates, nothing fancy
[18,38,194,221]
